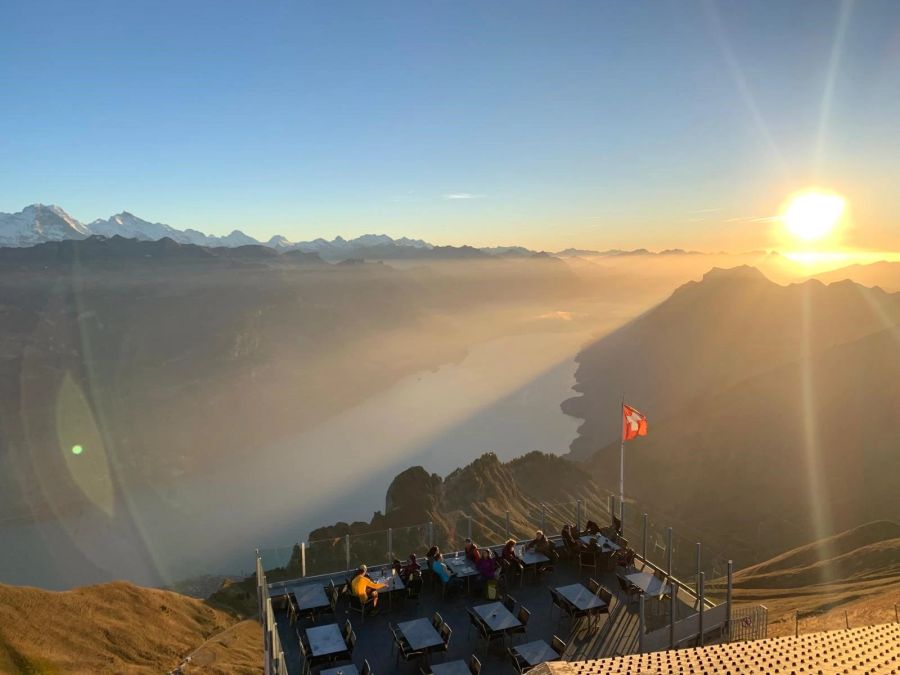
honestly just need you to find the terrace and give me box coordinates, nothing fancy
[257,499,743,674]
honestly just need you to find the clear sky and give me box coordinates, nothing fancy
[1,0,898,251]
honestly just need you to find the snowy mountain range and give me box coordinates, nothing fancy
[0,204,433,258]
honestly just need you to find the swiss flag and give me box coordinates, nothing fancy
[622,404,648,441]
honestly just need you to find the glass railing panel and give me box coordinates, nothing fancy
[305,535,349,578]
[348,528,391,571]
[390,523,431,562]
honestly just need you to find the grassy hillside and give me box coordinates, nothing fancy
[0,581,261,674]
[709,521,900,636]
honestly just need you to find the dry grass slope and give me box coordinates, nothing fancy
[716,521,900,636]
[0,581,261,674]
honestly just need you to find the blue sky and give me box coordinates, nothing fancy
[1,0,898,250]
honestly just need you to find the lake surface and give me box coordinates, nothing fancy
[0,328,589,590]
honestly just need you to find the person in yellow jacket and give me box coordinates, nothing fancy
[350,564,386,610]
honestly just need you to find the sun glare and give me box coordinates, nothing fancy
[781,190,846,243]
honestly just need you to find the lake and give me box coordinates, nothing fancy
[0,328,589,589]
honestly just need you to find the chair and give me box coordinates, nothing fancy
[579,549,597,576]
[431,611,444,630]
[390,623,410,656]
[598,586,613,609]
[345,629,356,655]
[469,655,482,675]
[551,635,567,658]
[508,647,531,674]
[432,623,452,659]
[361,660,372,675]
[502,595,517,614]
[342,618,352,641]
[296,631,310,675]
[470,609,505,653]
[615,535,629,549]
[588,578,601,595]
[508,606,530,643]
[407,570,423,603]
[616,574,640,604]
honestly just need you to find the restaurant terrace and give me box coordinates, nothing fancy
[257,499,760,674]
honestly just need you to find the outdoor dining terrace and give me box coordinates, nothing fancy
[258,500,739,674]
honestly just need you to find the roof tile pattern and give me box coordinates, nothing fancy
[536,623,900,675]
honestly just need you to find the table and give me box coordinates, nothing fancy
[306,623,348,659]
[370,572,405,611]
[319,666,359,675]
[626,571,671,598]
[473,601,521,633]
[556,582,608,630]
[445,557,479,578]
[579,534,620,552]
[397,618,444,652]
[512,639,560,668]
[520,550,549,566]
[291,584,330,611]
[430,661,471,675]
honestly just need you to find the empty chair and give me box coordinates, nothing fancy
[360,660,372,675]
[407,570,423,602]
[296,631,310,675]
[345,629,356,655]
[551,635,567,658]
[342,618,352,641]
[431,611,444,630]
[469,655,482,675]
[579,549,597,576]
[432,623,452,659]
[598,587,613,614]
[502,595,517,613]
[508,606,531,643]
[508,647,530,674]
[616,573,640,604]
[588,578,601,595]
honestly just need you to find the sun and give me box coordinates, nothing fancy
[780,189,846,243]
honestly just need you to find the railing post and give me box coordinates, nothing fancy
[388,527,393,562]
[666,527,673,578]
[620,499,625,538]
[301,542,306,578]
[696,542,702,607]
[467,515,472,541]
[638,593,646,653]
[576,499,583,532]
[540,503,546,534]
[669,584,677,649]
[726,559,733,638]
[642,513,648,563]
[698,572,705,646]
[428,521,434,545]
[505,511,510,540]
[345,534,350,571]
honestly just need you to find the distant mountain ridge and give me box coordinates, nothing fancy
[2,203,722,261]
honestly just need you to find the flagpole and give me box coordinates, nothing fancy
[620,394,625,509]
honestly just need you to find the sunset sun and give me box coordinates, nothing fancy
[781,190,846,243]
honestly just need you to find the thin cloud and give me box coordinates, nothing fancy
[724,215,778,223]
[443,193,484,200]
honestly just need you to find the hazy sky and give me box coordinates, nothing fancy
[1,0,898,250]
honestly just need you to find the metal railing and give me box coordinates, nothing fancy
[731,604,769,641]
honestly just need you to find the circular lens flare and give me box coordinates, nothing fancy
[781,190,846,242]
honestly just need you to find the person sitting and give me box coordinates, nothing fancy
[584,520,602,536]
[501,539,522,564]
[476,549,500,580]
[399,553,420,583]
[430,552,462,592]
[525,529,559,562]
[561,524,584,554]
[464,538,482,562]
[350,564,386,611]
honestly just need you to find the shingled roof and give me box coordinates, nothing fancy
[532,622,900,675]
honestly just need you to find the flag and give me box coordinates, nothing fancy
[622,404,648,441]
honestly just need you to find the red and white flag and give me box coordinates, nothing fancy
[622,404,648,441]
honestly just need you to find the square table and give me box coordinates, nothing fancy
[291,584,330,612]
[445,557,479,578]
[520,550,550,566]
[397,617,444,652]
[579,534,620,552]
[306,623,348,659]
[473,601,522,633]
[626,571,671,598]
[556,582,608,630]
[512,639,560,668]
[370,572,405,611]
[319,666,359,675]
[430,661,471,675]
